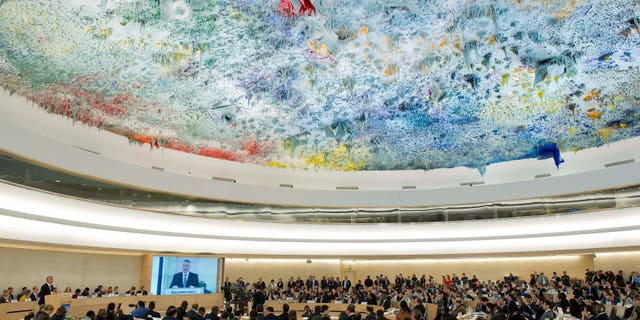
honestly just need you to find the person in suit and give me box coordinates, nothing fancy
[538,300,555,320]
[506,294,518,317]
[37,304,55,320]
[343,277,352,291]
[147,301,162,318]
[279,303,290,320]
[475,297,488,313]
[164,307,179,320]
[30,287,39,302]
[177,301,189,320]
[338,304,356,320]
[170,260,200,288]
[50,306,67,320]
[186,303,204,320]
[379,291,392,310]
[263,306,280,320]
[39,276,55,305]
[205,306,220,320]
[0,289,10,303]
[222,278,232,302]
[252,286,266,311]
[364,276,374,288]
[365,306,376,320]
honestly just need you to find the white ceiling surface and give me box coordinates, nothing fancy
[1,89,640,207]
[0,182,639,256]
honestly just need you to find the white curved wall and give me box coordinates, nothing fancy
[1,182,639,256]
[1,89,639,207]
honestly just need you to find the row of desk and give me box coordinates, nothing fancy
[0,293,224,320]
[262,301,438,320]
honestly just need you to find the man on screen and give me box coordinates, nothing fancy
[169,259,200,288]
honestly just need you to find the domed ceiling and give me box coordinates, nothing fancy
[0,0,639,172]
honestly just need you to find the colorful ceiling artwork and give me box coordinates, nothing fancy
[0,0,639,172]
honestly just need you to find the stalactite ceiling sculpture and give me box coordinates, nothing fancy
[0,0,638,172]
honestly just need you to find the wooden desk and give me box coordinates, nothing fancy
[605,304,630,318]
[0,301,39,320]
[425,303,438,320]
[37,293,223,317]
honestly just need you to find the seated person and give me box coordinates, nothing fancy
[130,301,148,319]
[147,301,161,318]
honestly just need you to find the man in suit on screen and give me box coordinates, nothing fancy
[170,259,200,288]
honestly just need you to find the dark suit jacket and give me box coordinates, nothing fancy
[148,310,162,318]
[170,272,200,288]
[506,300,518,315]
[176,307,187,320]
[380,297,392,309]
[263,314,280,320]
[252,290,266,309]
[39,283,53,305]
[186,309,204,320]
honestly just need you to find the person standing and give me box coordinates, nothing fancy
[39,276,55,305]
[222,277,232,302]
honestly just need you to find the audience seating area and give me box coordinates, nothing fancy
[2,269,639,320]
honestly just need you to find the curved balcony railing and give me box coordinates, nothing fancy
[1,151,639,224]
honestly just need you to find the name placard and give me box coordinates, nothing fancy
[164,288,204,295]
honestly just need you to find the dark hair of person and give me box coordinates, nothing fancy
[400,301,411,312]
[56,307,67,316]
[166,308,178,317]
